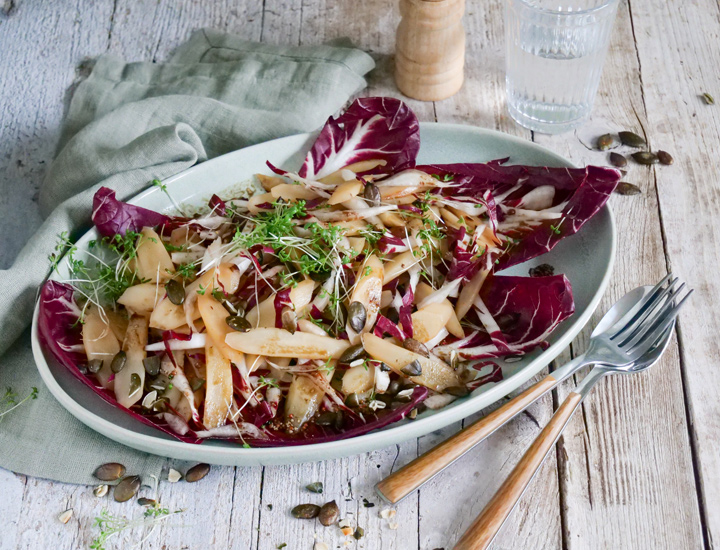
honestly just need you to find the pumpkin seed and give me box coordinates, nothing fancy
[143,355,160,376]
[137,497,156,506]
[445,385,470,397]
[318,500,340,526]
[93,484,109,497]
[281,308,297,334]
[619,131,646,147]
[609,152,627,168]
[129,373,142,396]
[110,351,127,373]
[631,151,659,165]
[528,263,554,278]
[657,150,674,165]
[402,338,429,358]
[93,462,126,481]
[87,359,103,374]
[401,360,423,377]
[305,481,324,494]
[345,392,361,408]
[315,411,339,426]
[386,379,402,396]
[339,344,365,364]
[408,408,418,419]
[702,92,715,105]
[348,301,367,333]
[614,182,642,196]
[165,279,185,305]
[185,463,210,483]
[113,475,141,502]
[291,503,321,519]
[596,133,615,150]
[57,509,73,524]
[141,390,157,409]
[363,183,381,207]
[226,315,251,332]
[191,378,206,391]
[353,527,365,540]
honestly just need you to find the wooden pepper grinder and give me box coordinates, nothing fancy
[395,0,466,101]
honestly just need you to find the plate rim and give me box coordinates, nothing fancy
[31,122,616,465]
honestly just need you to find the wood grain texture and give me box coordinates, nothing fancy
[455,392,582,550]
[377,375,558,504]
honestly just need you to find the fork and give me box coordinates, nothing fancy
[377,275,687,504]
[453,280,691,550]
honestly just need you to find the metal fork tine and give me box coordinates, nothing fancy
[618,281,685,348]
[626,290,692,358]
[609,274,676,341]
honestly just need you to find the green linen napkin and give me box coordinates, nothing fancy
[0,29,374,485]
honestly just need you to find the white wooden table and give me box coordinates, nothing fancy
[1,1,718,549]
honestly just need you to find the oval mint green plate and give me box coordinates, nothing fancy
[31,123,615,466]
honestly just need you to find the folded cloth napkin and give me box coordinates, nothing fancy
[0,29,374,485]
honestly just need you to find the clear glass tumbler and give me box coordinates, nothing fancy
[504,0,619,134]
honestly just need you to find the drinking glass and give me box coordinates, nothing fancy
[504,0,619,134]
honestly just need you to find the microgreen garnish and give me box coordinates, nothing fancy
[0,386,38,422]
[90,503,185,550]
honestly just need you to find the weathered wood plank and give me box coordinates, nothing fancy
[627,0,720,545]
[532,2,705,547]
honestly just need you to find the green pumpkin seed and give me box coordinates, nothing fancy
[445,385,470,397]
[596,133,615,151]
[348,301,367,333]
[226,315,251,332]
[129,373,142,396]
[110,351,127,373]
[137,497,156,506]
[657,150,674,165]
[609,152,627,168]
[185,463,211,483]
[702,92,715,105]
[306,481,324,494]
[291,503,321,519]
[402,338,429,358]
[87,359,103,374]
[345,392,361,408]
[318,500,339,526]
[528,263,555,278]
[614,182,642,196]
[143,355,160,376]
[113,475,141,503]
[401,360,423,377]
[339,344,365,364]
[315,411,339,427]
[618,131,646,147]
[386,379,402,396]
[165,279,185,305]
[631,151,659,165]
[363,183,381,207]
[353,527,365,540]
[93,462,126,481]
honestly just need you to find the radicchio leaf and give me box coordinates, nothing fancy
[91,187,171,237]
[299,97,420,179]
[36,281,201,444]
[436,274,574,360]
[418,161,620,269]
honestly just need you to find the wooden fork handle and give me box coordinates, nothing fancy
[376,374,558,504]
[453,391,583,550]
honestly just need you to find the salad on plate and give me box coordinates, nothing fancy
[38,97,621,446]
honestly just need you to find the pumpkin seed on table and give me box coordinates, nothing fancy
[657,150,674,165]
[137,497,156,506]
[348,301,367,333]
[143,355,160,376]
[185,462,211,482]
[618,131,647,147]
[402,337,429,357]
[110,351,127,373]
[596,133,616,150]
[363,183,381,207]
[93,484,109,497]
[615,182,642,196]
[306,481,324,494]
[609,152,628,168]
[165,279,185,305]
[93,462,126,481]
[291,503,321,519]
[226,315,251,332]
[114,475,141,502]
[319,500,340,526]
[702,92,715,105]
[353,527,365,540]
[339,344,365,364]
[632,151,659,165]
[57,509,73,524]
[401,359,423,377]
